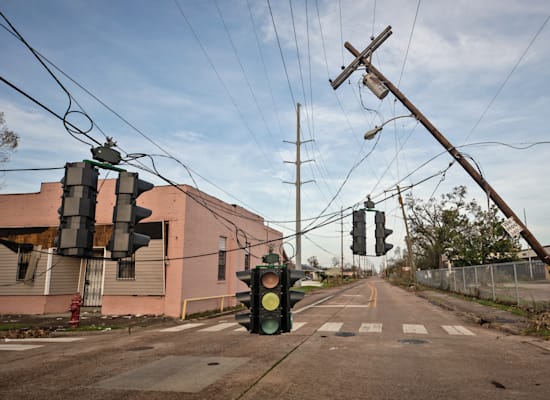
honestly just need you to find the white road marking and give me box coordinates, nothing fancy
[3,337,85,343]
[198,322,238,332]
[315,305,370,308]
[160,323,205,332]
[403,324,428,334]
[441,325,475,336]
[318,322,343,332]
[359,323,383,333]
[293,295,335,314]
[291,322,307,332]
[0,344,43,351]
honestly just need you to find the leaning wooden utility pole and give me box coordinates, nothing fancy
[332,26,550,266]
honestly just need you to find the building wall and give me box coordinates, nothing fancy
[181,187,283,316]
[0,179,282,317]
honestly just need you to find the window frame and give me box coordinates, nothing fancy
[16,249,32,281]
[117,253,136,280]
[218,236,227,281]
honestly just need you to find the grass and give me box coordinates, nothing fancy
[0,323,27,331]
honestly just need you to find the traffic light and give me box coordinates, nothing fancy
[281,267,305,333]
[108,171,153,259]
[375,211,393,256]
[55,162,99,257]
[235,269,258,333]
[350,210,366,256]
[257,266,284,335]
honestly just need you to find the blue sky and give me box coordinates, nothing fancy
[1,0,549,269]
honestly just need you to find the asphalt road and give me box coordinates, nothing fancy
[1,277,549,399]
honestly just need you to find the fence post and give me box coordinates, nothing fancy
[490,264,496,301]
[453,269,457,292]
[529,258,533,280]
[513,263,520,306]
[462,268,467,294]
[474,266,478,288]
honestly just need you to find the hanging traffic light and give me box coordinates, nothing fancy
[55,162,99,257]
[375,211,393,256]
[257,266,283,335]
[281,267,305,333]
[235,269,258,333]
[350,210,366,256]
[108,171,153,259]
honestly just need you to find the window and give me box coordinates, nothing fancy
[117,254,136,280]
[16,250,32,281]
[218,237,226,281]
[244,242,250,271]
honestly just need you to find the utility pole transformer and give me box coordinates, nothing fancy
[332,26,550,266]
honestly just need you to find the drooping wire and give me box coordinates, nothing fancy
[0,13,101,147]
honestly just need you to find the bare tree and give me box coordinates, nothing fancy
[0,112,19,163]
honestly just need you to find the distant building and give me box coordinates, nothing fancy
[0,179,282,317]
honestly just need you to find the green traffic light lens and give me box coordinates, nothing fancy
[261,271,280,288]
[261,318,280,335]
[261,292,280,311]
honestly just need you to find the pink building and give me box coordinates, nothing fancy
[0,179,283,317]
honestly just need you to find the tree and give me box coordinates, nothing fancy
[307,256,320,268]
[406,186,520,269]
[0,112,19,163]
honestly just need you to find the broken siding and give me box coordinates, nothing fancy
[0,245,46,295]
[48,254,81,295]
[103,239,164,295]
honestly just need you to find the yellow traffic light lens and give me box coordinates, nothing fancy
[261,318,280,335]
[261,271,280,288]
[261,292,280,311]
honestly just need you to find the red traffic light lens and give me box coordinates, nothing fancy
[260,271,280,289]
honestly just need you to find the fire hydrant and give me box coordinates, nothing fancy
[68,293,82,329]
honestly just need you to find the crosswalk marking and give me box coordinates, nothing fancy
[0,344,43,351]
[160,323,205,332]
[291,322,307,332]
[3,337,85,343]
[403,324,428,334]
[157,320,476,337]
[441,325,475,336]
[198,322,238,332]
[359,323,383,333]
[318,322,344,332]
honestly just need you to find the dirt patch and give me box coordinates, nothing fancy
[0,313,179,338]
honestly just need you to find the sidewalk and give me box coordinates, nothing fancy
[416,289,532,335]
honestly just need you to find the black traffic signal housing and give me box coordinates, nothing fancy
[350,210,366,256]
[281,267,305,333]
[108,171,153,259]
[235,254,306,334]
[55,162,99,257]
[375,211,393,256]
[235,269,258,333]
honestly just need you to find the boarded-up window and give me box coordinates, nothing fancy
[218,237,226,281]
[117,254,135,280]
[16,250,31,281]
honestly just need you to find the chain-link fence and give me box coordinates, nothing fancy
[416,260,550,306]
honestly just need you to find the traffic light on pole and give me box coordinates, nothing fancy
[55,162,99,257]
[375,211,393,256]
[108,171,153,259]
[350,210,366,256]
[235,269,258,333]
[281,267,305,333]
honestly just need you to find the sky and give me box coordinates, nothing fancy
[1,0,549,270]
